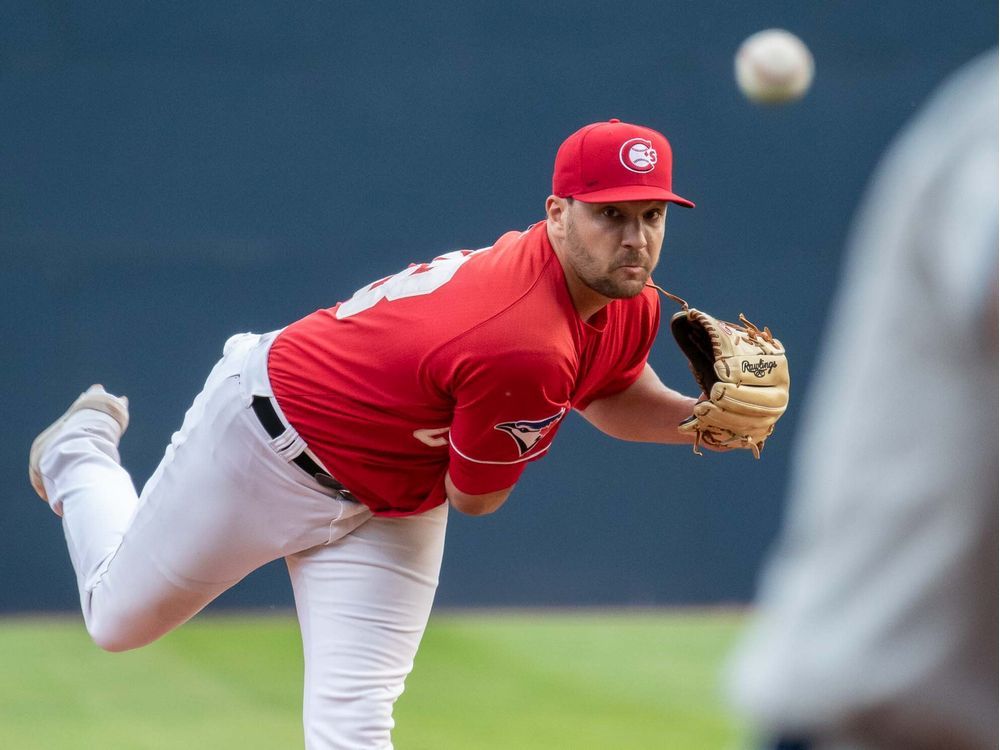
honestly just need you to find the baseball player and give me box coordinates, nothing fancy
[28,119,788,750]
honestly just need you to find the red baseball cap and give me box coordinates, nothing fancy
[552,119,695,207]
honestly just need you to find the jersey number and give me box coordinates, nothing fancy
[336,249,484,320]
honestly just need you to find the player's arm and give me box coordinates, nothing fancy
[445,474,515,516]
[578,363,698,444]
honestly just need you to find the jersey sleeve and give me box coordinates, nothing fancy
[444,350,571,495]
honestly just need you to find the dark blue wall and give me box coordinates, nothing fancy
[2,1,995,611]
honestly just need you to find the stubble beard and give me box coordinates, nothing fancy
[565,220,650,300]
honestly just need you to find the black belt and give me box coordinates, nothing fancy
[251,396,352,496]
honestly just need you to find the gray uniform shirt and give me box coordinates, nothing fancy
[726,50,998,750]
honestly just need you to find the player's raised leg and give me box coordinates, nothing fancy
[29,333,366,652]
[30,384,139,643]
[286,502,448,750]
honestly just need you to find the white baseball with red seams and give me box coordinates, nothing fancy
[735,29,814,104]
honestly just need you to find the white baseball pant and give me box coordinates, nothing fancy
[38,332,449,750]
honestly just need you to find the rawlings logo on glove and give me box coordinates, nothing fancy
[650,285,790,458]
[741,359,779,378]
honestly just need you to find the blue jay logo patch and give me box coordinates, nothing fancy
[494,408,566,456]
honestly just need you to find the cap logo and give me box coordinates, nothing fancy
[619,138,657,173]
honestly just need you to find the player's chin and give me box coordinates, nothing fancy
[599,283,647,300]
[609,269,650,298]
[586,271,648,300]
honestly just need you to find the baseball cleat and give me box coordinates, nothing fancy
[29,384,130,502]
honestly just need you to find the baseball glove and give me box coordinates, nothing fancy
[651,285,789,458]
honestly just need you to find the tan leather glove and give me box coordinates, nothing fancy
[668,305,789,458]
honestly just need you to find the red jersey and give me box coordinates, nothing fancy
[267,221,660,516]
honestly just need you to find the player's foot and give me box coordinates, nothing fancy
[29,385,130,502]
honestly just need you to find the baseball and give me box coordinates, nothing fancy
[735,29,814,104]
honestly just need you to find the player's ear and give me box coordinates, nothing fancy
[546,195,569,238]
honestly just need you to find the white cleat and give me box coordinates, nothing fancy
[28,384,130,502]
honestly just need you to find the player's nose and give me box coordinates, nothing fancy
[621,218,648,250]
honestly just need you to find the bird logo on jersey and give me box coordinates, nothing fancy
[494,408,567,456]
[619,138,657,173]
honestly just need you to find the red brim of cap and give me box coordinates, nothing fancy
[571,185,695,208]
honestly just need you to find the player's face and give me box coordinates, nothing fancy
[562,199,667,300]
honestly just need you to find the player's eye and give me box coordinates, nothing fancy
[601,207,621,219]
[644,209,663,221]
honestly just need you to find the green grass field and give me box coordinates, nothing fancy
[0,610,749,749]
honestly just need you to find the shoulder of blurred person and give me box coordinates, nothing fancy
[725,49,998,750]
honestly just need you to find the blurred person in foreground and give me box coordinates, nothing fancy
[726,50,998,750]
